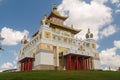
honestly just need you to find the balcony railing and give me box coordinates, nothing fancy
[63,49,94,57]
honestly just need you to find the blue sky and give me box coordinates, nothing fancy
[0,0,120,71]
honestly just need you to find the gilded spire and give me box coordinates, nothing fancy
[53,3,57,11]
[88,28,90,33]
[43,13,47,20]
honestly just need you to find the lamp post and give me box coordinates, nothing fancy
[0,34,4,50]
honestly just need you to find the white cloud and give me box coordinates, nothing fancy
[115,9,120,13]
[100,40,120,70]
[100,47,120,68]
[100,25,117,38]
[110,0,120,4]
[9,50,18,56]
[96,44,100,49]
[0,59,17,71]
[0,50,18,72]
[0,27,29,45]
[103,66,118,71]
[13,56,18,65]
[114,40,120,49]
[0,62,13,69]
[92,0,108,4]
[58,0,112,40]
[110,0,120,13]
[0,62,17,72]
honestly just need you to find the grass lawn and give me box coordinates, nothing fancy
[0,70,120,80]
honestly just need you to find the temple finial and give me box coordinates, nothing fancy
[44,13,47,17]
[43,13,47,20]
[21,35,28,44]
[88,28,90,33]
[41,13,47,25]
[53,3,57,11]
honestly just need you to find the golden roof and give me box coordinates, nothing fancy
[48,4,68,20]
[50,21,81,34]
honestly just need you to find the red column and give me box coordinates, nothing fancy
[29,59,32,70]
[66,56,68,70]
[85,59,86,70]
[78,58,80,70]
[23,62,25,71]
[79,58,81,70]
[27,59,30,71]
[24,61,26,71]
[25,60,27,71]
[79,58,82,70]
[66,55,72,70]
[88,58,90,70]
[27,59,29,71]
[75,56,78,70]
[86,59,89,70]
[82,57,84,70]
[28,58,32,71]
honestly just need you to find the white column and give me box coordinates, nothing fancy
[56,46,59,67]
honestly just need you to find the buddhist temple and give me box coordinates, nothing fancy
[18,4,101,71]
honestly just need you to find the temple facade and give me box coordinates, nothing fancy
[17,4,101,71]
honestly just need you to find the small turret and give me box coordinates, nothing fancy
[41,13,48,25]
[85,28,93,39]
[21,35,28,44]
[53,3,57,11]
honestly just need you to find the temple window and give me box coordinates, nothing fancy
[47,45,50,49]
[64,38,67,42]
[45,32,51,39]
[86,43,90,47]
[52,27,56,32]
[58,37,61,41]
[52,35,56,40]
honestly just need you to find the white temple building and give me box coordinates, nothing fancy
[18,4,101,71]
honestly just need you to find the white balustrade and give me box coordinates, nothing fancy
[63,49,94,57]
